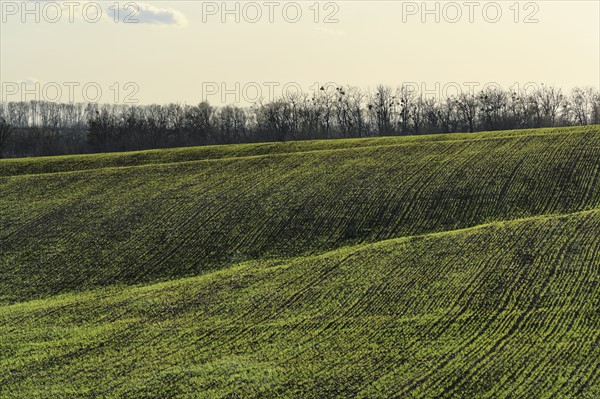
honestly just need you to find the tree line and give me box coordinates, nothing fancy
[1,84,599,158]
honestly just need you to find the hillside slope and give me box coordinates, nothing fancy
[2,126,600,302]
[2,209,599,398]
[2,126,593,177]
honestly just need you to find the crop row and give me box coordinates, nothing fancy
[0,126,595,177]
[1,127,600,302]
[1,209,599,397]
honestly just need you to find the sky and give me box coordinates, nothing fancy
[1,0,599,105]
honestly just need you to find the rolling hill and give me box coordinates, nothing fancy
[1,126,600,397]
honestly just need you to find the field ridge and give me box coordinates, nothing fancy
[3,126,600,303]
[2,203,599,398]
[2,126,600,397]
[1,125,597,177]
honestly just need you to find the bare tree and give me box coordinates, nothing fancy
[369,85,396,135]
[536,85,564,127]
[184,102,213,145]
[454,93,478,133]
[314,85,336,138]
[0,84,598,158]
[591,89,600,125]
[570,87,595,126]
[87,105,115,152]
[0,117,13,158]
[479,87,508,131]
[215,105,247,143]
[346,87,368,137]
[412,97,434,135]
[255,100,293,142]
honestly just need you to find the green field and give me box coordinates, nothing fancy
[1,126,600,397]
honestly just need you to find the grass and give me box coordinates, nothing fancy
[1,126,600,397]
[1,125,595,177]
[2,210,599,398]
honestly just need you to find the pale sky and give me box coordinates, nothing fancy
[1,0,599,105]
